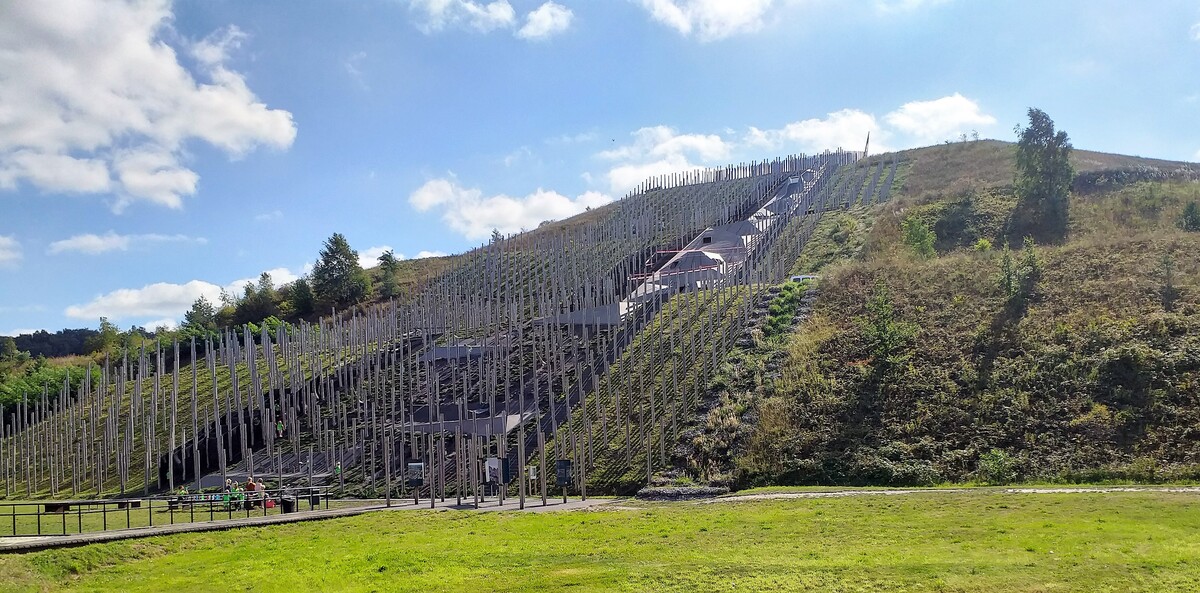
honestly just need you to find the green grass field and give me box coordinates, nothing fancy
[2,491,1198,592]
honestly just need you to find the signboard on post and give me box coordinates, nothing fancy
[555,459,572,487]
[405,462,425,487]
[485,458,501,485]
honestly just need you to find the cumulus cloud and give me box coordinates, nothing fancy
[408,0,517,33]
[359,245,394,269]
[0,236,21,268]
[1192,22,1200,41]
[65,265,307,323]
[635,0,777,41]
[883,93,996,145]
[518,2,574,40]
[591,94,992,196]
[745,109,881,154]
[142,318,179,330]
[0,1,296,210]
[410,177,612,240]
[48,231,207,255]
[65,280,223,321]
[224,267,302,296]
[416,250,448,258]
[599,126,733,195]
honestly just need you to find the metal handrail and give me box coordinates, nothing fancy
[0,486,331,537]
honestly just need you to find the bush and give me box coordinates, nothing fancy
[976,449,1018,485]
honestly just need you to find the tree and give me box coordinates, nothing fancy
[378,249,401,299]
[0,336,17,360]
[997,238,1040,312]
[290,277,316,316]
[84,318,121,355]
[1013,108,1073,242]
[901,215,936,259]
[182,296,217,332]
[1178,201,1200,232]
[856,281,917,373]
[311,233,371,309]
[490,228,503,244]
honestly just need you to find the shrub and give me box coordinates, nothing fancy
[976,449,1018,485]
[1178,201,1200,231]
[901,215,936,259]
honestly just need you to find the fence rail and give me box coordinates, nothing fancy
[1,487,331,537]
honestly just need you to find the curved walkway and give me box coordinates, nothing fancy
[700,486,1200,504]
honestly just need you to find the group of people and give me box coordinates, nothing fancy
[222,477,271,509]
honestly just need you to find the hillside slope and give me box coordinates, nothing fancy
[687,140,1200,487]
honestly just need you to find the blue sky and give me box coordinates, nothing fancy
[1,0,1199,336]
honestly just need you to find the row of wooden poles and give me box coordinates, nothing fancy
[0,150,860,503]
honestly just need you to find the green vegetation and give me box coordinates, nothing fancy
[1013,108,1073,243]
[900,215,936,259]
[311,232,372,310]
[790,207,872,275]
[3,492,1200,592]
[1179,200,1200,231]
[706,116,1200,488]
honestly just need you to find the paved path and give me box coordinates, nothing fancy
[700,486,1200,504]
[0,496,611,553]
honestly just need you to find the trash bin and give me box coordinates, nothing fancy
[309,489,322,507]
[280,496,296,514]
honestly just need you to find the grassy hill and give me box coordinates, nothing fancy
[683,139,1200,487]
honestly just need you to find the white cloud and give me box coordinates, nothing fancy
[518,2,574,40]
[224,267,301,296]
[254,210,284,221]
[635,0,777,41]
[409,0,517,33]
[416,250,448,258]
[0,236,21,267]
[48,231,207,255]
[597,125,734,195]
[1192,22,1200,41]
[745,109,880,154]
[592,94,992,196]
[883,93,996,145]
[0,2,296,210]
[502,146,534,167]
[65,280,223,321]
[345,51,368,89]
[65,264,305,322]
[142,317,179,330]
[410,177,612,239]
[359,245,394,269]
